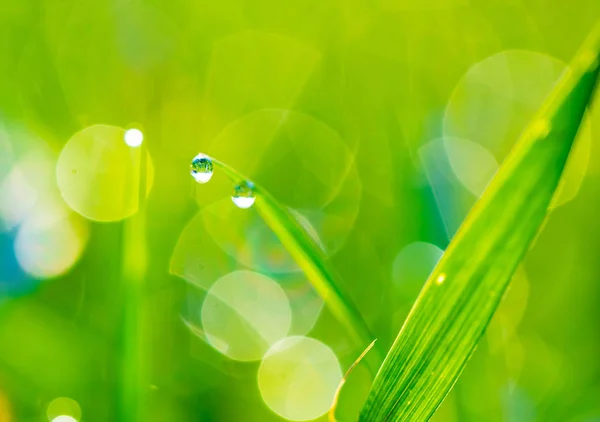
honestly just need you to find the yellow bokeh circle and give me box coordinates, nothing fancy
[57,124,154,222]
[258,336,342,421]
[444,50,592,206]
[201,270,292,361]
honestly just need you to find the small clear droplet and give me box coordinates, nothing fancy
[232,181,256,209]
[190,153,213,184]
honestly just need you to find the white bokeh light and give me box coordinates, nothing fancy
[47,397,81,422]
[258,336,343,421]
[51,417,77,422]
[201,270,292,361]
[230,196,255,209]
[0,166,38,229]
[443,50,592,207]
[14,208,87,279]
[57,124,154,222]
[124,128,144,147]
[443,137,499,197]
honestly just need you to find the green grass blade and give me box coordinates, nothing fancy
[360,23,600,422]
[206,157,378,358]
[118,144,149,422]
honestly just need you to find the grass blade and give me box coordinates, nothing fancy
[204,157,379,359]
[118,144,149,421]
[360,23,600,422]
[329,339,378,422]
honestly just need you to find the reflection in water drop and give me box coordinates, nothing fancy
[258,336,342,421]
[232,181,255,209]
[123,128,144,147]
[190,153,213,184]
[201,270,291,361]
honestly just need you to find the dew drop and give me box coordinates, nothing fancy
[232,180,255,209]
[190,153,213,184]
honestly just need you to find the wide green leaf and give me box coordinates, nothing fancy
[360,22,600,421]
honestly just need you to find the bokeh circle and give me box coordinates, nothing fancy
[57,124,154,222]
[258,336,342,421]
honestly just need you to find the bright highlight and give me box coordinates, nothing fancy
[124,128,144,147]
[51,417,77,422]
[201,270,292,361]
[57,125,154,222]
[15,210,87,279]
[258,336,342,421]
[47,397,81,422]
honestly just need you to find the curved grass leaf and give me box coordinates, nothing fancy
[360,22,600,422]
[329,339,378,422]
[205,157,379,360]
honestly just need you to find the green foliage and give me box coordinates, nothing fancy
[360,23,600,422]
[1,1,600,421]
[209,157,378,356]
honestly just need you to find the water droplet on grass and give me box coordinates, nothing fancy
[232,181,255,209]
[190,153,213,184]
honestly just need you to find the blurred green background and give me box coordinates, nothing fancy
[1,0,600,421]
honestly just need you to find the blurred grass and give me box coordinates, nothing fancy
[0,0,600,421]
[118,144,149,421]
